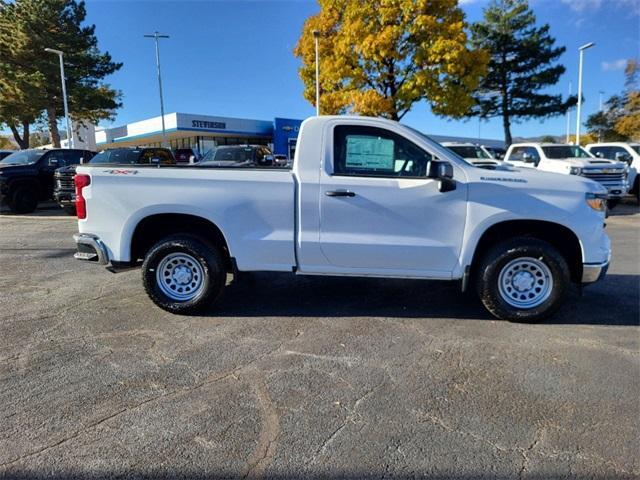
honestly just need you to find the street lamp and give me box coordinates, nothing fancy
[576,42,595,145]
[44,48,73,148]
[565,81,572,143]
[144,32,170,147]
[312,30,320,116]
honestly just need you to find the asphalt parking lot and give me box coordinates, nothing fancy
[0,202,638,479]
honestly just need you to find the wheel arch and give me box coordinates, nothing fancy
[129,213,233,271]
[469,219,584,283]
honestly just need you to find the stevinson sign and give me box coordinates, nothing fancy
[191,120,226,130]
[176,113,273,136]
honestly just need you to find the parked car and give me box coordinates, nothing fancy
[199,145,273,167]
[585,142,640,203]
[173,148,200,164]
[73,116,610,322]
[0,150,15,161]
[441,142,503,169]
[0,148,94,214]
[504,143,628,208]
[53,147,175,215]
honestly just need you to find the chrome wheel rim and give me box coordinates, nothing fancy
[498,257,553,309]
[156,252,205,301]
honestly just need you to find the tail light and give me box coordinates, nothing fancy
[74,174,91,219]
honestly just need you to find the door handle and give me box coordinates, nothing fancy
[325,190,356,197]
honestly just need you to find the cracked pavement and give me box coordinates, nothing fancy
[0,202,638,479]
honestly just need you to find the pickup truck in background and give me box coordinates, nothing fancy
[441,142,503,169]
[504,143,628,208]
[586,142,640,203]
[0,148,94,213]
[73,116,611,322]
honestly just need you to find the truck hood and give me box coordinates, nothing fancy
[0,163,37,175]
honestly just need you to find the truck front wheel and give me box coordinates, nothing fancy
[142,235,227,314]
[476,238,570,322]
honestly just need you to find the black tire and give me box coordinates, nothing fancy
[8,186,38,214]
[607,199,620,210]
[62,205,77,216]
[475,237,570,322]
[142,234,227,314]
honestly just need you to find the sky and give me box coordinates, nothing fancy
[76,0,640,141]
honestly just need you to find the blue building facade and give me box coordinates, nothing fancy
[273,117,303,158]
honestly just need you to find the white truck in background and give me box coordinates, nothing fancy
[441,142,503,169]
[504,143,628,207]
[73,116,611,322]
[586,142,640,203]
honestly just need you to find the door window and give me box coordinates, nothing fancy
[333,125,432,178]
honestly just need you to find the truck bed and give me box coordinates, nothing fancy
[76,165,296,270]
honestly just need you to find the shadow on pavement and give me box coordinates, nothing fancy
[203,272,639,326]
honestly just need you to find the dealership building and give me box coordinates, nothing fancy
[93,112,504,158]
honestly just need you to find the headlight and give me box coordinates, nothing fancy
[570,166,582,175]
[585,192,607,212]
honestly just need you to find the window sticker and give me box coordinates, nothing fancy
[345,135,394,170]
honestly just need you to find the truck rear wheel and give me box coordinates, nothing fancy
[9,186,38,214]
[476,237,570,322]
[142,235,227,314]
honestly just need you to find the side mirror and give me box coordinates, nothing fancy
[48,158,59,166]
[150,157,160,164]
[427,160,456,192]
[615,152,632,165]
[522,153,534,162]
[264,154,274,164]
[595,152,604,158]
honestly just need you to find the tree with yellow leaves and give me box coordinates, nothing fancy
[294,0,488,121]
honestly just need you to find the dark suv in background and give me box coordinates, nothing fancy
[53,147,175,215]
[0,148,94,214]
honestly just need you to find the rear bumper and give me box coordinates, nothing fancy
[73,233,109,265]
[582,261,609,284]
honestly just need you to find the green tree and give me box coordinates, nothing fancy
[0,0,122,148]
[294,0,488,121]
[466,0,576,145]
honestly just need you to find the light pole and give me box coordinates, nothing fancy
[312,30,320,116]
[144,32,170,147]
[44,48,73,148]
[576,42,595,146]
[565,81,572,143]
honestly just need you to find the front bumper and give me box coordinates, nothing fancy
[73,233,109,265]
[54,191,75,206]
[582,260,609,284]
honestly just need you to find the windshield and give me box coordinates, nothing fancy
[447,145,490,159]
[541,145,591,159]
[89,149,142,164]
[0,150,46,165]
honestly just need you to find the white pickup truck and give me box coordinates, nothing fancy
[504,143,628,207]
[586,142,640,203]
[73,116,611,322]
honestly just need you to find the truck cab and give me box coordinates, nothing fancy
[586,142,640,202]
[504,143,628,206]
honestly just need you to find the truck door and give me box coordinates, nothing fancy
[315,124,467,277]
